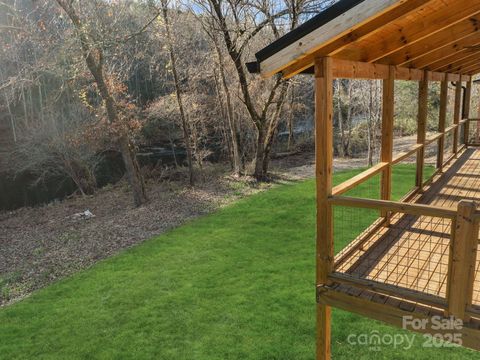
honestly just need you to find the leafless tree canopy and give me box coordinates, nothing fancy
[0,0,448,207]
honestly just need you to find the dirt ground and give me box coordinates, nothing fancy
[0,138,422,306]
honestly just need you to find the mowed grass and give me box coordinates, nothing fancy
[0,164,477,359]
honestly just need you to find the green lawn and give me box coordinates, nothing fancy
[0,165,477,359]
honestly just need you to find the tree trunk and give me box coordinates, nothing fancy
[262,126,276,176]
[215,42,242,176]
[161,1,194,185]
[261,81,289,175]
[119,135,147,206]
[287,85,295,152]
[253,127,267,180]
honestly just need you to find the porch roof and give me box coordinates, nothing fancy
[248,0,480,79]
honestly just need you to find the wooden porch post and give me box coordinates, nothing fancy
[381,66,395,219]
[463,80,472,147]
[437,79,448,171]
[453,81,462,155]
[416,72,428,191]
[446,200,479,320]
[478,85,480,144]
[315,57,333,360]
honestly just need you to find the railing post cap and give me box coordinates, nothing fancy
[457,200,477,209]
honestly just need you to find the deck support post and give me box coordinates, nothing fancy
[416,72,428,191]
[314,57,333,360]
[453,81,462,155]
[381,66,395,220]
[477,85,480,145]
[446,200,479,320]
[463,80,472,147]
[437,79,448,171]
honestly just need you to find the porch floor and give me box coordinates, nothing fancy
[334,148,480,306]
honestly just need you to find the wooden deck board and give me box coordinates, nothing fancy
[335,148,480,304]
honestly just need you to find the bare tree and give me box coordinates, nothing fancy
[55,0,149,206]
[208,27,243,176]
[160,0,195,185]
[192,0,294,180]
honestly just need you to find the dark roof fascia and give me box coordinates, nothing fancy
[246,61,314,75]
[254,0,367,65]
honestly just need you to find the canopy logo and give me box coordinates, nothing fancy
[347,316,464,352]
[347,330,416,352]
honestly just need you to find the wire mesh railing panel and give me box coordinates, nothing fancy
[444,131,454,160]
[446,86,456,128]
[335,212,452,299]
[423,141,438,183]
[333,205,381,255]
[392,154,417,200]
[342,172,381,200]
[459,123,466,146]
[469,121,480,145]
[428,82,440,132]
[333,173,381,254]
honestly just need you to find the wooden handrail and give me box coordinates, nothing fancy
[329,195,457,219]
[333,143,426,197]
[332,162,388,196]
[392,144,422,164]
[425,132,443,145]
[445,124,459,134]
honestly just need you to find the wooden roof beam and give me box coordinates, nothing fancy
[337,0,480,64]
[456,62,480,75]
[327,58,470,82]
[280,0,432,79]
[405,35,480,70]
[260,0,421,78]
[436,54,480,74]
[425,50,480,72]
[376,15,480,66]
[466,66,480,75]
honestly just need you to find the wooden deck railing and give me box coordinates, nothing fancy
[329,194,479,320]
[327,114,480,319]
[331,117,477,199]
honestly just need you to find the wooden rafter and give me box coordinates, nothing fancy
[427,50,480,72]
[467,66,480,75]
[376,15,480,66]
[459,62,480,75]
[260,0,426,77]
[406,34,480,70]
[437,54,480,73]
[255,0,480,79]
[332,0,480,63]
[281,0,432,78]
